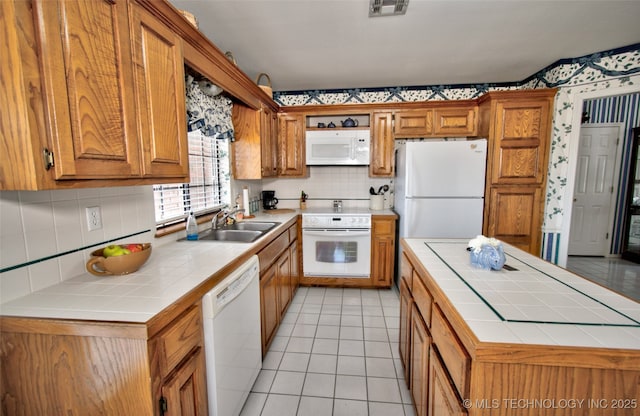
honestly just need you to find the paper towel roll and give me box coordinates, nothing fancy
[243,187,250,216]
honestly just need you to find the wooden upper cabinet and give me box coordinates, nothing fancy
[130,3,189,180]
[35,0,141,180]
[434,106,477,136]
[394,105,477,138]
[278,113,306,177]
[261,105,278,177]
[231,104,279,179]
[370,112,395,177]
[480,93,555,185]
[394,109,433,137]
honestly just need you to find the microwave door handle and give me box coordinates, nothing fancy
[303,230,370,237]
[350,138,356,160]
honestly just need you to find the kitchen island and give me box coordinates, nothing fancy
[399,238,639,416]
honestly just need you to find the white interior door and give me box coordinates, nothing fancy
[568,125,621,255]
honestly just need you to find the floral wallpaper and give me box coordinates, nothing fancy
[273,43,640,263]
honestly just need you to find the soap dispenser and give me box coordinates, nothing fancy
[186,211,198,240]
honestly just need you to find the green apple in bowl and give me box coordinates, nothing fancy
[102,244,125,257]
[87,243,152,276]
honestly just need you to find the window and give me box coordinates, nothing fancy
[153,72,234,227]
[154,130,231,226]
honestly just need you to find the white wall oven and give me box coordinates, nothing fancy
[302,210,371,278]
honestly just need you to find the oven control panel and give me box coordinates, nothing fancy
[302,214,371,229]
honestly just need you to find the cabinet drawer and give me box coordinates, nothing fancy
[400,252,413,291]
[156,304,203,375]
[258,230,290,274]
[372,218,394,235]
[412,272,432,328]
[431,305,470,400]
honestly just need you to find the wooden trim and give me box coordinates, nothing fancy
[0,316,148,338]
[281,99,479,115]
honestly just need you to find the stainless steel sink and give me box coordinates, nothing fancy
[197,229,263,242]
[187,221,280,243]
[225,221,280,232]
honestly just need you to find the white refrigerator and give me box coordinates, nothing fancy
[394,139,487,239]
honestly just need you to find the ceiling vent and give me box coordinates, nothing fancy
[369,0,409,17]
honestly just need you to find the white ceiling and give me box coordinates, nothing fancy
[168,0,640,92]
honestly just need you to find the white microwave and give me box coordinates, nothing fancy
[305,129,370,166]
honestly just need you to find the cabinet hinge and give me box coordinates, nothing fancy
[606,232,609,239]
[159,397,168,415]
[43,148,54,170]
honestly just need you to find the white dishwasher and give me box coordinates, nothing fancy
[202,255,262,416]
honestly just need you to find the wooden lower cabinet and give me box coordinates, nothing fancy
[399,277,412,383]
[277,248,292,316]
[0,303,208,415]
[429,349,467,416]
[410,303,431,416]
[160,347,208,416]
[258,222,300,354]
[260,262,280,352]
[371,216,396,286]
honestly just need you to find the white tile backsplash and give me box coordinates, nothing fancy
[263,166,393,210]
[0,186,156,303]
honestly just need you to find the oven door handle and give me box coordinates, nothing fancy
[303,230,371,237]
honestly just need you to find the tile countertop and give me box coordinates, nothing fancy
[403,239,640,350]
[0,211,300,323]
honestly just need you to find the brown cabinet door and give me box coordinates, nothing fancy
[370,112,395,177]
[433,107,477,136]
[399,278,412,385]
[428,349,467,416]
[278,113,306,177]
[485,186,543,254]
[261,106,278,177]
[161,348,208,416]
[131,4,189,179]
[410,303,431,416]
[35,0,140,179]
[370,217,395,287]
[277,248,292,316]
[394,109,433,137]
[260,263,279,353]
[289,240,300,294]
[490,99,552,185]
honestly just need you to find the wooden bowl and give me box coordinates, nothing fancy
[86,243,152,276]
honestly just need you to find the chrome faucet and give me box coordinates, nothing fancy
[211,207,244,229]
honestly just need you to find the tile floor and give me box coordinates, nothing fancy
[240,286,415,416]
[239,257,640,416]
[566,256,640,302]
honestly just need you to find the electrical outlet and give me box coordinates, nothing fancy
[86,206,103,231]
